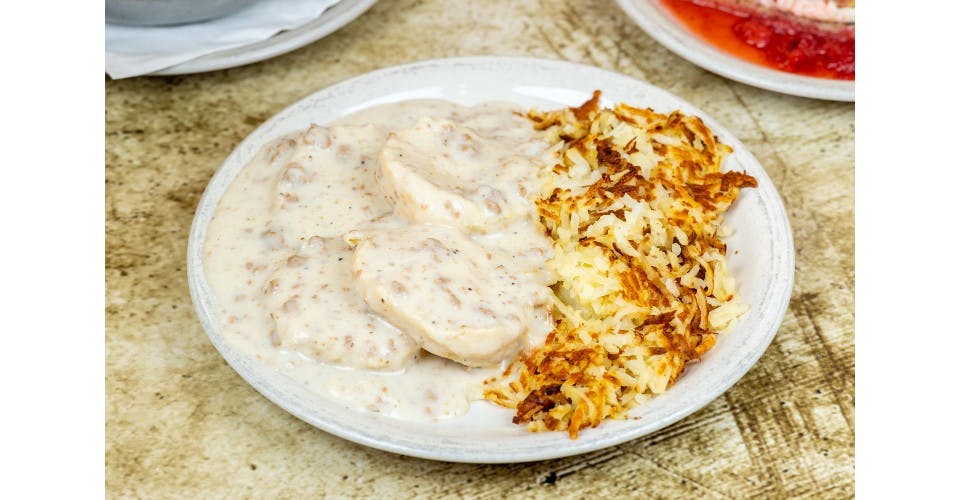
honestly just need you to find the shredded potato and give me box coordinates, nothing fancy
[483,91,757,438]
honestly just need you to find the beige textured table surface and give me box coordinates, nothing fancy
[105,0,854,497]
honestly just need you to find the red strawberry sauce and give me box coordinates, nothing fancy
[660,0,855,80]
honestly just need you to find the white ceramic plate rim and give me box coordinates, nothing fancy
[129,0,376,76]
[614,0,854,101]
[187,56,795,463]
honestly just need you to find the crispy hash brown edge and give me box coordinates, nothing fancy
[483,91,757,439]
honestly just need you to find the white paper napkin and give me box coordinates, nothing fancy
[106,0,342,79]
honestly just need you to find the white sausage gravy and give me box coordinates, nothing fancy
[203,100,556,421]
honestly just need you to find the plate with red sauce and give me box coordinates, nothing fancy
[615,0,854,101]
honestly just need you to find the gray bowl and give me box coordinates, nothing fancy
[106,0,259,26]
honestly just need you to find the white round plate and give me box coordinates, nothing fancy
[142,0,375,76]
[188,56,795,463]
[614,0,854,101]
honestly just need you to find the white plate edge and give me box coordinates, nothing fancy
[137,0,378,76]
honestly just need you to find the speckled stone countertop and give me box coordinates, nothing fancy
[106,0,854,496]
